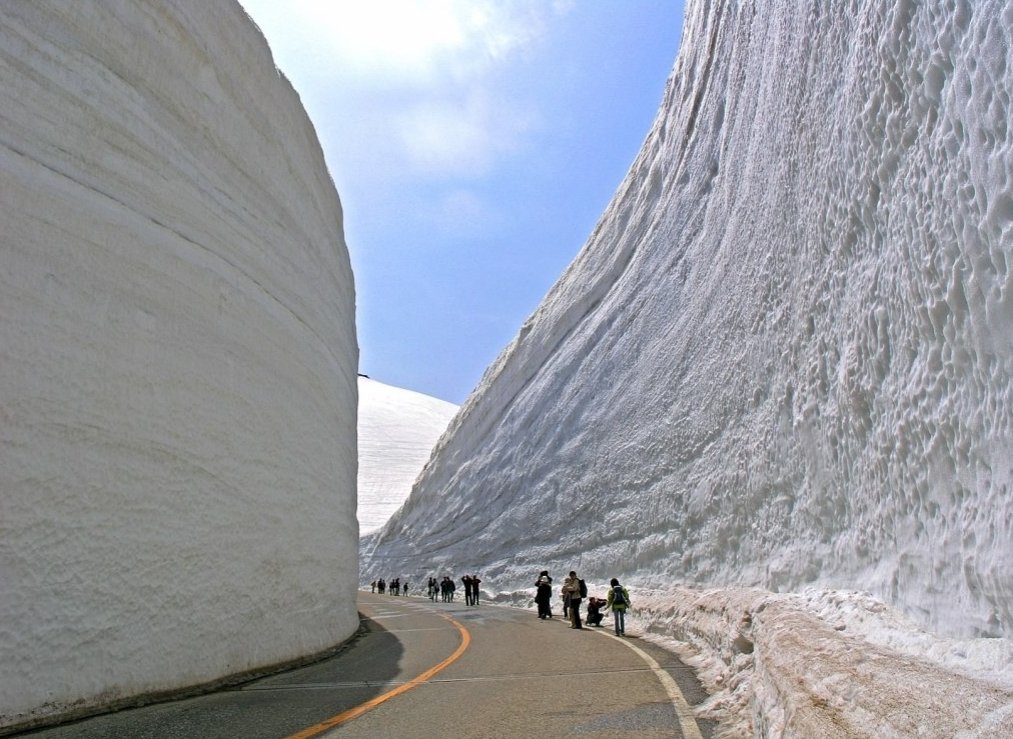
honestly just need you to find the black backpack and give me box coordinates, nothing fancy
[612,585,626,606]
[578,578,587,598]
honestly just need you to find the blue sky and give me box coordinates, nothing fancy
[239,1,684,404]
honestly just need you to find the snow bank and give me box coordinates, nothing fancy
[357,377,458,534]
[487,585,1013,737]
[363,0,1012,733]
[632,587,1013,738]
[0,2,357,730]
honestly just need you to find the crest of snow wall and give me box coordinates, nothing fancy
[362,0,1012,640]
[0,2,358,730]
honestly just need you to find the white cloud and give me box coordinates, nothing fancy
[394,92,537,178]
[241,0,565,184]
[250,0,566,87]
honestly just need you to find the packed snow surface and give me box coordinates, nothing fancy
[0,2,357,731]
[363,0,1013,734]
[358,377,459,534]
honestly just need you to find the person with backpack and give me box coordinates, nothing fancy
[606,578,631,636]
[563,571,585,629]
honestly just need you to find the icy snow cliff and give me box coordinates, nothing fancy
[0,2,357,730]
[363,0,1012,641]
[358,377,459,535]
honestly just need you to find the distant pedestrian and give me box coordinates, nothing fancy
[462,575,473,605]
[441,576,454,602]
[428,577,439,601]
[378,578,386,595]
[403,580,409,596]
[606,578,630,636]
[534,571,553,619]
[370,581,376,593]
[563,571,584,629]
[470,575,482,605]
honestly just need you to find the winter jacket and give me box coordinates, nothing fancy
[606,585,631,612]
[562,576,582,602]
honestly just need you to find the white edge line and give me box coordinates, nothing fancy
[597,629,704,739]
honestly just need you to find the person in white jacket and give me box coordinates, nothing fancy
[562,571,583,629]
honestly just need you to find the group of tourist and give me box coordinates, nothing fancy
[535,570,631,636]
[370,577,408,596]
[371,575,482,605]
[370,570,631,635]
[426,575,482,605]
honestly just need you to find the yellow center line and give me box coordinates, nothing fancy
[285,611,471,739]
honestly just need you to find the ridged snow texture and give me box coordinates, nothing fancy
[0,2,357,730]
[363,0,1013,640]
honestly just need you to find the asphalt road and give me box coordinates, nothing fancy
[16,592,716,739]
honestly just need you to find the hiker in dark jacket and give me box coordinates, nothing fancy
[469,575,482,606]
[534,571,553,619]
[586,596,606,626]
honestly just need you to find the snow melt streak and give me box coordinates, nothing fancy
[0,2,357,730]
[363,0,1012,641]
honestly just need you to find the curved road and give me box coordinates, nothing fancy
[19,592,716,738]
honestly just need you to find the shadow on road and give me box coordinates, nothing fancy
[11,612,405,739]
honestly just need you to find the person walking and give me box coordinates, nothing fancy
[470,575,482,606]
[606,578,631,636]
[462,575,473,606]
[563,571,584,629]
[534,571,553,619]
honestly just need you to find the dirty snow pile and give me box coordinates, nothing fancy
[358,377,458,534]
[631,587,1013,737]
[1,2,357,732]
[488,584,1013,736]
[363,0,1013,735]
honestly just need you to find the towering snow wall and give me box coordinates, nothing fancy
[358,377,459,535]
[0,2,358,730]
[363,0,1013,640]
